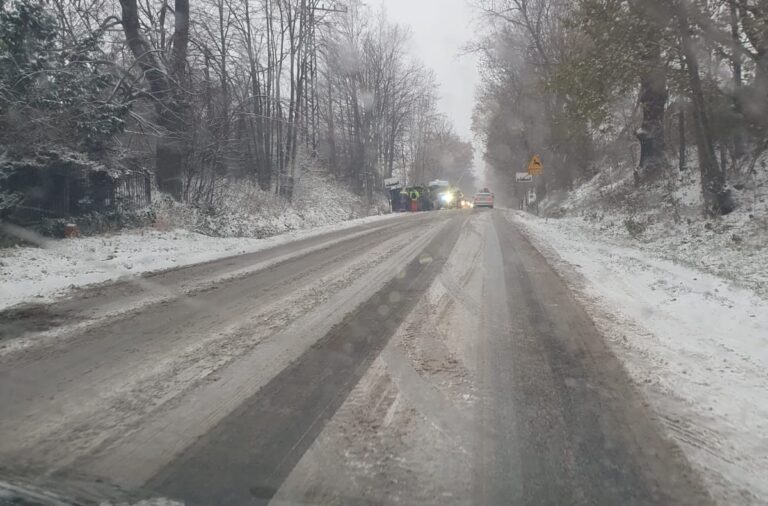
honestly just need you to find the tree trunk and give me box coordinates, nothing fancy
[736,1,768,133]
[729,0,745,160]
[218,0,230,159]
[678,106,687,171]
[119,0,188,201]
[326,76,338,174]
[677,0,730,215]
[170,0,189,80]
[635,43,668,183]
[156,140,184,199]
[264,0,274,191]
[243,0,267,189]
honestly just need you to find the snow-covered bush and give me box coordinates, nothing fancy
[537,152,768,297]
[152,173,389,239]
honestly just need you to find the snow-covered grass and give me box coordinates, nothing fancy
[540,159,768,299]
[153,172,390,239]
[0,170,398,310]
[0,212,402,311]
[509,210,768,505]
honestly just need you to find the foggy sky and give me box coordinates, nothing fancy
[368,0,480,142]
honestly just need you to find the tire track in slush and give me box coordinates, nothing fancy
[147,215,467,506]
[0,216,434,472]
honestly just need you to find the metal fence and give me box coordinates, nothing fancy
[1,164,152,227]
[114,171,152,210]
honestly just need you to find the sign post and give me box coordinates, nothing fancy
[384,177,402,190]
[527,188,538,215]
[384,177,403,212]
[515,172,533,183]
[515,172,533,210]
[527,155,543,176]
[526,155,544,215]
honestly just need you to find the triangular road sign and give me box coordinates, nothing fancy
[527,155,543,175]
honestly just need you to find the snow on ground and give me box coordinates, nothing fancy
[273,214,484,506]
[0,212,401,311]
[152,172,390,239]
[539,160,768,299]
[0,478,183,506]
[508,210,768,505]
[1,168,398,311]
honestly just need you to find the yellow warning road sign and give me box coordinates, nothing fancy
[527,154,543,175]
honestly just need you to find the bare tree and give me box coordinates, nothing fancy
[119,0,189,200]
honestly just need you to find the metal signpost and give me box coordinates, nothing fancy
[527,155,543,176]
[526,154,543,215]
[384,178,403,212]
[384,177,402,189]
[515,172,533,183]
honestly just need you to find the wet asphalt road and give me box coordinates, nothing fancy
[0,210,712,505]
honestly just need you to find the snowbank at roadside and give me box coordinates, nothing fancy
[508,210,768,505]
[151,172,391,239]
[0,213,402,311]
[538,161,768,299]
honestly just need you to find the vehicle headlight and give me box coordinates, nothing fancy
[440,193,454,203]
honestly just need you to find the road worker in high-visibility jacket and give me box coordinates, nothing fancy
[408,188,420,212]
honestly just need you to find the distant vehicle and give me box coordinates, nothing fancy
[474,191,494,209]
[428,179,450,189]
[429,180,451,210]
[438,187,464,209]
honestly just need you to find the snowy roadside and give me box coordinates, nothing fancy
[539,165,768,300]
[507,210,768,505]
[0,212,402,311]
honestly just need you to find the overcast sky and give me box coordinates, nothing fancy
[367,0,480,140]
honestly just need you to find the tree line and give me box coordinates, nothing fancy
[0,0,472,206]
[471,0,768,216]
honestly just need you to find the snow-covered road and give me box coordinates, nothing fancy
[1,209,751,505]
[0,212,402,312]
[509,210,768,505]
[0,212,447,501]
